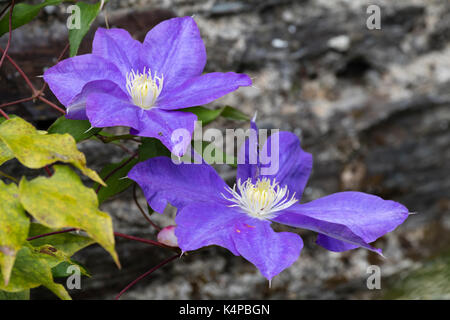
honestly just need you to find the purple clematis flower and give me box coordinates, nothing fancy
[43,17,251,156]
[128,122,410,281]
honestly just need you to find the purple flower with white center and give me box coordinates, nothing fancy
[43,17,252,156]
[128,122,410,281]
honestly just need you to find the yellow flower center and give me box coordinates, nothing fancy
[222,177,298,219]
[126,67,164,109]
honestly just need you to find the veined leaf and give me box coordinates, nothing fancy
[19,165,119,267]
[0,246,70,300]
[0,180,29,286]
[0,117,105,185]
[68,2,102,57]
[48,116,101,142]
[193,140,237,167]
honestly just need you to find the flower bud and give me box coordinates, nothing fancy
[157,225,178,247]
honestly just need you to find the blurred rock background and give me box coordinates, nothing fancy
[1,0,449,299]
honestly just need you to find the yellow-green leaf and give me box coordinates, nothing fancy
[0,246,70,300]
[0,117,105,185]
[28,223,94,257]
[19,165,119,267]
[0,140,13,166]
[0,181,29,286]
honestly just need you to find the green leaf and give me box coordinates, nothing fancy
[193,141,237,167]
[0,117,105,185]
[94,157,139,204]
[19,165,119,268]
[48,116,101,142]
[221,106,251,121]
[51,260,90,278]
[0,289,29,300]
[0,140,13,166]
[69,2,101,57]
[28,223,94,257]
[0,246,70,300]
[181,106,250,125]
[31,244,90,277]
[181,106,224,125]
[138,137,171,161]
[0,180,29,286]
[0,0,63,37]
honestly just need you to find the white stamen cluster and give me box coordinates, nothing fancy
[126,67,163,109]
[222,177,298,219]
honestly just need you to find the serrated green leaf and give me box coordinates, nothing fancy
[0,246,70,300]
[69,2,101,57]
[48,116,101,142]
[0,180,29,286]
[138,137,171,162]
[0,117,105,185]
[0,0,63,37]
[0,289,29,300]
[94,157,139,204]
[19,165,119,267]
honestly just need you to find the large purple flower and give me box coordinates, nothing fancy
[43,17,251,156]
[129,123,410,281]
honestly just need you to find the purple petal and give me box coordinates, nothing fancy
[141,16,206,91]
[43,54,123,106]
[128,156,228,213]
[66,80,122,120]
[175,202,242,256]
[260,131,312,201]
[130,109,197,156]
[156,72,252,110]
[273,192,410,254]
[231,219,303,281]
[92,28,142,76]
[85,83,141,129]
[316,234,359,252]
[236,119,260,183]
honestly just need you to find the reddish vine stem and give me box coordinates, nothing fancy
[38,96,65,114]
[133,183,161,231]
[27,228,78,241]
[37,43,69,95]
[0,0,14,69]
[115,254,180,300]
[95,152,138,193]
[0,108,9,119]
[0,48,37,95]
[113,232,173,249]
[26,228,172,251]
[44,166,53,176]
[0,96,34,109]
